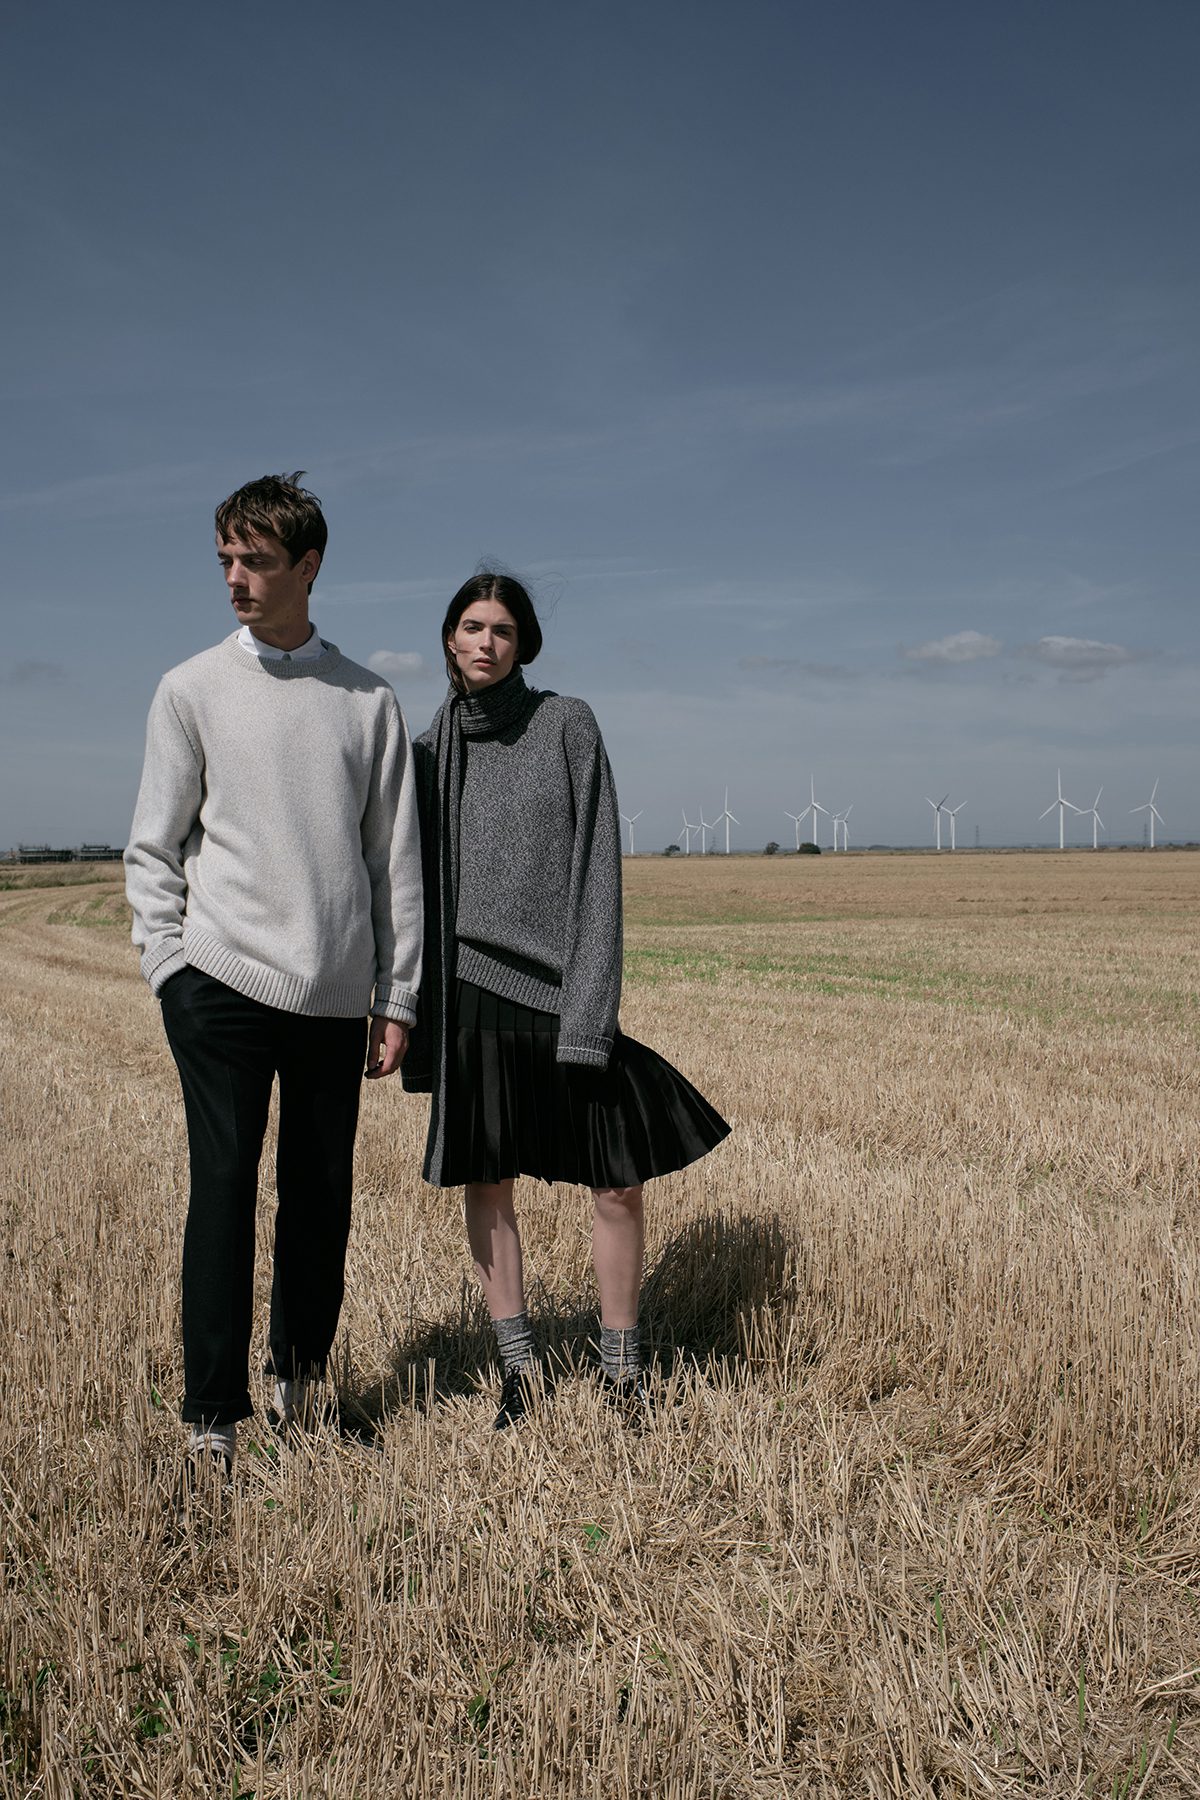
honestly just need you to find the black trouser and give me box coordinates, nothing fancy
[160,966,366,1429]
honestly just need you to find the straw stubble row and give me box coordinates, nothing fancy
[2,856,1198,1795]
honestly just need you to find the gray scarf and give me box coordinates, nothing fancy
[421,667,537,1171]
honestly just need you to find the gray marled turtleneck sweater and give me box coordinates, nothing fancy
[403,675,623,1170]
[454,693,623,1063]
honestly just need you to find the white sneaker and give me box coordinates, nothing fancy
[269,1377,332,1433]
[185,1423,236,1472]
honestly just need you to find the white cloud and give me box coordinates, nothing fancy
[367,650,428,681]
[903,630,1003,665]
[1018,635,1138,681]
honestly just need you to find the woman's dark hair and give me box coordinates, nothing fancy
[442,572,543,691]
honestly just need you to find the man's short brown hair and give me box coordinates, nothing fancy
[214,472,328,586]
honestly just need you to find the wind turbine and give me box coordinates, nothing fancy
[1040,769,1080,851]
[1130,779,1164,849]
[619,809,643,856]
[926,793,949,851]
[832,805,853,851]
[947,801,967,851]
[1080,788,1104,850]
[801,775,830,847]
[678,809,696,855]
[784,811,804,851]
[697,806,714,855]
[714,787,738,854]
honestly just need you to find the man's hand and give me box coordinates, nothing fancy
[365,1017,409,1080]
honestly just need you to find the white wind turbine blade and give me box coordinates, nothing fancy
[1130,781,1162,846]
[927,793,948,849]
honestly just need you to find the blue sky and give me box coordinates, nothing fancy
[2,0,1197,850]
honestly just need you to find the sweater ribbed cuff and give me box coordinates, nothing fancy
[557,1033,613,1070]
[371,985,419,1026]
[144,940,188,995]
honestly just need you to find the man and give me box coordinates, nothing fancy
[124,472,421,1474]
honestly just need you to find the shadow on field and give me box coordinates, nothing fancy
[345,1211,793,1431]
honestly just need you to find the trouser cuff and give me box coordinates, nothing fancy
[181,1391,254,1429]
[263,1352,329,1383]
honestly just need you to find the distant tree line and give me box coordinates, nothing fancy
[6,844,124,864]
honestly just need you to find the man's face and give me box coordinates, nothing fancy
[216,529,318,643]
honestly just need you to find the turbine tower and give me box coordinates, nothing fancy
[714,787,738,854]
[947,801,967,851]
[1040,769,1080,851]
[697,806,714,855]
[619,809,643,856]
[784,811,804,851]
[1081,788,1104,851]
[678,809,696,855]
[926,793,949,851]
[801,775,830,848]
[1130,779,1164,849]
[832,805,853,851]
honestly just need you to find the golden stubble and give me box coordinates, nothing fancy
[1,852,1198,1796]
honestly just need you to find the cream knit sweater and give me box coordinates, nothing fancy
[124,635,422,1021]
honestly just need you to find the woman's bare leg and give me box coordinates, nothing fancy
[591,1185,644,1328]
[464,1179,525,1320]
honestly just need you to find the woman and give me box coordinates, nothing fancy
[403,573,729,1426]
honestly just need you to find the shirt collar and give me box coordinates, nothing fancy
[237,623,326,662]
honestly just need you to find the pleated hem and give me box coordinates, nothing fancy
[426,979,730,1189]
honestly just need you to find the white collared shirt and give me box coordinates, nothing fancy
[237,623,326,661]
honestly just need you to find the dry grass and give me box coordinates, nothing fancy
[2,853,1199,1797]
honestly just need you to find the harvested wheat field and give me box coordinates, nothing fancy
[3,851,1199,1798]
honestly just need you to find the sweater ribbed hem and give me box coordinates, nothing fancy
[184,928,371,1019]
[455,943,562,1015]
[557,1033,613,1070]
[371,984,419,1026]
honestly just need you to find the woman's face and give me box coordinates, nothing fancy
[447,598,520,691]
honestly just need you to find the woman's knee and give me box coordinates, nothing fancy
[465,1179,515,1215]
[592,1183,644,1218]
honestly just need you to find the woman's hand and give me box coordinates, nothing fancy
[365,1017,409,1079]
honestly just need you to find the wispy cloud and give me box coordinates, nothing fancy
[367,650,428,681]
[1017,635,1141,682]
[902,631,1003,666]
[321,579,453,611]
[738,655,857,680]
[1,659,65,687]
[0,460,211,517]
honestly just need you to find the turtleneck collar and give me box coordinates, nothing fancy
[453,666,534,738]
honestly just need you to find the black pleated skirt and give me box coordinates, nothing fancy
[434,979,730,1188]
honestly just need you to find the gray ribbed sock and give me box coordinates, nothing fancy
[600,1323,641,1383]
[493,1311,538,1375]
